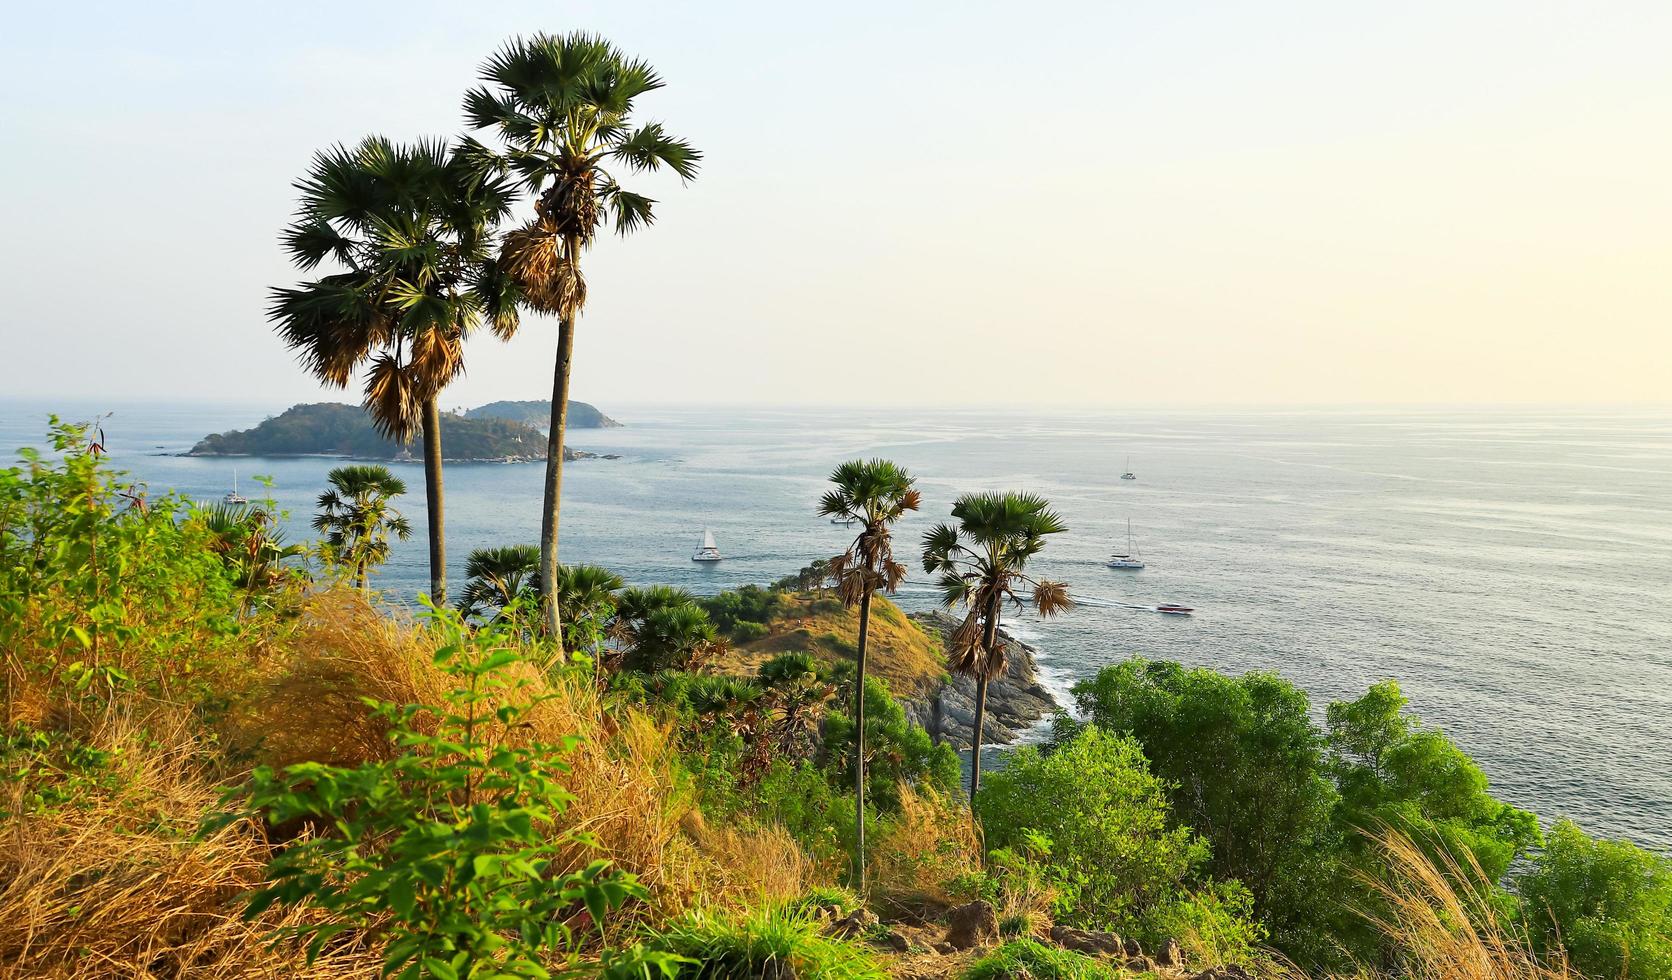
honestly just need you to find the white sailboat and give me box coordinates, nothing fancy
[1121,455,1136,480]
[223,469,248,505]
[1106,519,1145,569]
[692,528,722,563]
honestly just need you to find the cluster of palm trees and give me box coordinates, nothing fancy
[822,459,1073,888]
[266,29,1080,893]
[269,32,699,645]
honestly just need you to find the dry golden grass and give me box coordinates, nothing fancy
[1353,829,1576,980]
[2,587,819,976]
[721,593,948,700]
[868,785,982,915]
[0,707,378,978]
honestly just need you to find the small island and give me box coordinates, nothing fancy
[464,399,620,429]
[186,403,620,463]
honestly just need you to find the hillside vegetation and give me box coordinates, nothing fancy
[8,421,1672,979]
[711,589,949,701]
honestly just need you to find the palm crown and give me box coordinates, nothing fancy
[922,491,1073,680]
[462,31,701,316]
[819,459,920,603]
[269,136,521,437]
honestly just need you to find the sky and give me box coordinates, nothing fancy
[1,1,1669,408]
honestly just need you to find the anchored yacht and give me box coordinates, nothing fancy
[692,528,722,563]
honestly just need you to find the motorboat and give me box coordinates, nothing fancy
[1157,604,1194,616]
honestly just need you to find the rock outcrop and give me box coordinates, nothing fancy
[942,900,998,951]
[905,611,1060,749]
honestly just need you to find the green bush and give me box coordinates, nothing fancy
[731,620,769,643]
[1516,820,1672,980]
[640,904,887,980]
[698,585,781,634]
[962,940,1116,980]
[214,605,644,978]
[0,419,248,707]
[978,725,1208,932]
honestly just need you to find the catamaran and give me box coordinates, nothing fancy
[692,528,722,563]
[223,469,248,505]
[1121,455,1136,480]
[1107,519,1145,569]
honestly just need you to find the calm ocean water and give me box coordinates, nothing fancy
[3,401,1669,853]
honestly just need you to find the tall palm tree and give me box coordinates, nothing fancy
[463,32,701,645]
[922,492,1073,807]
[269,136,520,603]
[818,458,920,891]
[312,465,412,589]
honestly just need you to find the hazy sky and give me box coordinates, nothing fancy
[2,1,1668,407]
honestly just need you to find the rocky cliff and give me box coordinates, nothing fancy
[905,610,1060,749]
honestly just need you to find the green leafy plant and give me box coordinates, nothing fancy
[1,419,243,713]
[978,725,1208,932]
[214,603,643,978]
[637,904,886,980]
[1516,820,1672,980]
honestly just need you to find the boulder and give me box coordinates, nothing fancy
[1048,925,1125,957]
[870,928,912,953]
[1155,938,1184,967]
[944,900,999,950]
[1192,967,1253,980]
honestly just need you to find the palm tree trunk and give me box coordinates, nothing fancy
[970,592,1003,808]
[970,671,988,806]
[854,588,873,892]
[421,396,446,603]
[539,302,577,652]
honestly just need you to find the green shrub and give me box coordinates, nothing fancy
[0,419,249,708]
[962,940,1116,980]
[641,904,887,979]
[214,605,644,978]
[1067,659,1344,962]
[731,620,769,643]
[1516,820,1672,980]
[978,725,1208,932]
[1140,880,1265,968]
[698,585,781,634]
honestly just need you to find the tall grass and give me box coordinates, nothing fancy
[1297,827,1580,980]
[2,587,816,975]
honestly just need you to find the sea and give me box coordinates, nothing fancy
[3,401,1668,853]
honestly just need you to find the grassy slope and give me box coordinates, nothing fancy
[719,593,949,700]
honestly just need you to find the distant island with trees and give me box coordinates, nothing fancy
[464,399,620,429]
[186,402,621,462]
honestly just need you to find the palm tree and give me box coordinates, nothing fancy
[270,136,520,603]
[463,32,701,645]
[551,563,625,656]
[922,492,1073,807]
[312,465,412,589]
[818,458,920,890]
[458,544,542,622]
